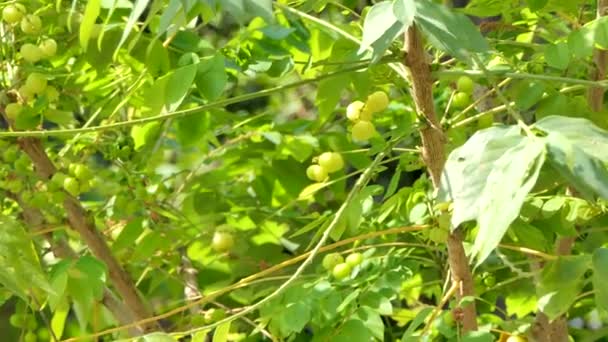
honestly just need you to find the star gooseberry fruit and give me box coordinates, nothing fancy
[20,43,43,63]
[351,120,376,141]
[2,4,26,24]
[332,263,352,280]
[322,253,344,271]
[345,252,363,267]
[365,91,389,113]
[306,164,328,182]
[317,152,344,173]
[39,38,57,57]
[212,231,234,252]
[346,101,364,122]
[452,91,470,109]
[25,73,47,94]
[20,14,41,34]
[5,103,23,120]
[456,76,474,94]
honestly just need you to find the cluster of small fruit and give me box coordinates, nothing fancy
[2,3,59,124]
[306,152,344,183]
[346,91,389,141]
[9,313,50,342]
[50,163,95,197]
[322,252,364,280]
[451,76,474,109]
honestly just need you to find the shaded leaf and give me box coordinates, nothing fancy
[592,248,608,311]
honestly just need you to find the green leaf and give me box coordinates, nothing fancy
[568,28,594,59]
[592,248,608,311]
[212,321,231,342]
[359,291,393,315]
[355,307,384,340]
[545,42,570,70]
[80,0,101,51]
[544,131,608,200]
[315,74,349,122]
[116,0,149,55]
[74,256,107,300]
[515,81,545,110]
[462,331,494,342]
[333,319,374,342]
[401,307,433,341]
[439,126,522,227]
[195,54,227,101]
[473,137,545,264]
[526,0,549,11]
[51,304,69,340]
[393,0,416,25]
[140,332,177,342]
[414,0,489,62]
[131,122,162,150]
[537,255,591,320]
[534,115,608,161]
[113,218,144,252]
[359,1,407,62]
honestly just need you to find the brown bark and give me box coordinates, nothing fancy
[16,137,158,331]
[404,25,478,332]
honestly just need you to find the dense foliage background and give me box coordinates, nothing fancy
[2,0,608,341]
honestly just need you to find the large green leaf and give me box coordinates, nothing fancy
[534,115,608,161]
[544,131,608,200]
[195,54,228,101]
[473,138,546,264]
[414,0,489,62]
[359,1,409,62]
[438,126,521,227]
[116,0,150,54]
[592,248,608,311]
[80,0,101,51]
[537,255,591,320]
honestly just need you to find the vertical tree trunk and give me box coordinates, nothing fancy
[404,25,478,332]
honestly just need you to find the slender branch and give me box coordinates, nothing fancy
[0,64,376,138]
[404,25,478,332]
[435,69,608,88]
[15,137,158,332]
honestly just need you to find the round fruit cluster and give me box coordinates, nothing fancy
[346,91,389,142]
[451,76,474,109]
[50,163,95,197]
[306,151,344,182]
[322,252,364,280]
[2,3,59,124]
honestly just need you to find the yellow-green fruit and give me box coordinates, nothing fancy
[306,164,328,182]
[39,38,57,57]
[346,101,364,122]
[322,253,344,270]
[20,43,43,63]
[5,103,23,120]
[359,107,373,121]
[63,177,80,197]
[18,85,35,100]
[456,76,474,94]
[332,263,352,280]
[318,152,344,173]
[25,73,48,94]
[351,120,376,141]
[212,232,234,252]
[365,91,389,113]
[2,4,26,24]
[345,252,363,267]
[452,92,470,109]
[45,86,59,102]
[24,331,37,342]
[9,313,26,328]
[506,336,527,342]
[20,14,41,34]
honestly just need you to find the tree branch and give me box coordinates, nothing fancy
[404,25,478,332]
[16,136,158,332]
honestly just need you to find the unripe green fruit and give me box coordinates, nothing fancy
[306,164,328,182]
[9,313,26,328]
[346,101,364,122]
[318,152,344,173]
[18,85,35,100]
[20,14,41,34]
[63,177,80,197]
[73,164,92,181]
[5,102,23,120]
[365,91,389,113]
[452,92,470,109]
[25,73,47,94]
[24,331,37,342]
[351,120,376,141]
[45,86,59,102]
[322,253,344,270]
[482,272,496,287]
[212,232,234,252]
[332,263,352,280]
[37,328,50,341]
[456,76,474,94]
[345,252,363,267]
[20,43,43,63]
[506,336,526,342]
[39,38,57,57]
[2,4,26,24]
